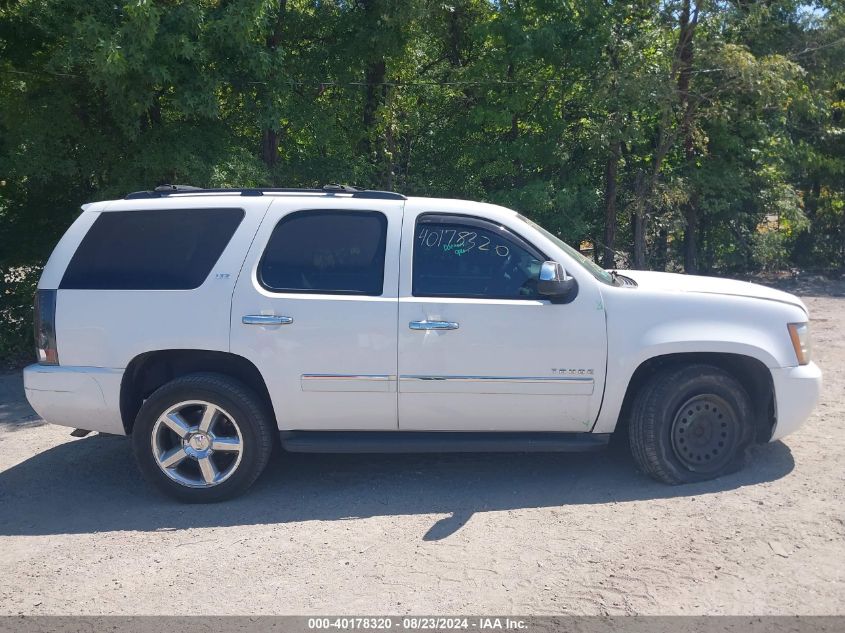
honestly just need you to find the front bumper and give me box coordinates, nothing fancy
[23,364,126,435]
[769,361,822,441]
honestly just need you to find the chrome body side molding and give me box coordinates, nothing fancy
[301,374,397,393]
[300,373,594,395]
[398,374,594,395]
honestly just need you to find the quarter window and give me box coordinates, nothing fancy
[412,214,545,299]
[259,210,387,295]
[60,208,244,290]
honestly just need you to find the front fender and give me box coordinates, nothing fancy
[592,290,803,434]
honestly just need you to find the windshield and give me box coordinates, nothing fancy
[517,215,615,286]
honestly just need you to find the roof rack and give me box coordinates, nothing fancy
[124,183,406,201]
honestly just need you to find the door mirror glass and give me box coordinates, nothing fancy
[538,261,577,302]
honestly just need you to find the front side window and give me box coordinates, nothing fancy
[259,210,387,295]
[60,208,245,290]
[412,214,545,300]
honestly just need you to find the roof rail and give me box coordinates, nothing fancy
[124,184,406,201]
[155,184,203,193]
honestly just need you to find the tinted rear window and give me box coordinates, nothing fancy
[259,210,387,295]
[60,208,244,290]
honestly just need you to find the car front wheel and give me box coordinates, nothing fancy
[628,364,754,484]
[132,373,275,502]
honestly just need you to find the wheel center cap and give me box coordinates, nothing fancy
[188,432,210,451]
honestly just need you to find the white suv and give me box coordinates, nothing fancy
[24,185,822,502]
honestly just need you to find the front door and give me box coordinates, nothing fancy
[231,197,403,431]
[397,201,607,432]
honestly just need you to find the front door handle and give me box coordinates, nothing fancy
[409,320,459,331]
[242,315,293,325]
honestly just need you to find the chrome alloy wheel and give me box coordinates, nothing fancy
[151,400,244,488]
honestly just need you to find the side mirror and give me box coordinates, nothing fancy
[538,261,577,303]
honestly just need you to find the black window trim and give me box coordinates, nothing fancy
[411,212,550,301]
[257,208,389,297]
[59,207,246,291]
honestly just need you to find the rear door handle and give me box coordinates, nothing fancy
[242,315,293,325]
[409,320,459,331]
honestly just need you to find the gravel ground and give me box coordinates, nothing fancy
[0,288,843,615]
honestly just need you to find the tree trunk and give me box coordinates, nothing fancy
[359,58,388,181]
[627,0,699,271]
[259,0,288,177]
[601,32,622,270]
[261,129,279,168]
[362,59,387,138]
[630,171,649,269]
[633,207,646,269]
[655,226,669,271]
[602,138,621,268]
[699,214,711,274]
[359,0,388,165]
[446,4,464,68]
[683,198,699,274]
[839,200,845,271]
[384,119,396,191]
[676,0,699,273]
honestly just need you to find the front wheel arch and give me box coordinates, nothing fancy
[615,352,775,444]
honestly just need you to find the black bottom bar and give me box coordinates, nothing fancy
[279,431,610,454]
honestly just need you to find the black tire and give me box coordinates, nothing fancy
[132,373,275,502]
[628,364,754,484]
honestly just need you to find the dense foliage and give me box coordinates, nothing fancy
[1,0,843,363]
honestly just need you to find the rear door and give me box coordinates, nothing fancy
[230,196,403,431]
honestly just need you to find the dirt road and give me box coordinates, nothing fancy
[1,290,843,615]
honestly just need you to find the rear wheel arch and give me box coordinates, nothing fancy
[616,352,775,444]
[120,350,276,434]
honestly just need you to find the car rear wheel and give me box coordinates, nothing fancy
[628,364,754,484]
[132,373,275,502]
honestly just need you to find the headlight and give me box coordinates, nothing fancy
[787,322,811,366]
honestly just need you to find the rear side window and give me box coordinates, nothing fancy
[60,208,244,290]
[259,210,387,295]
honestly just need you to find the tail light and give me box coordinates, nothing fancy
[34,289,59,365]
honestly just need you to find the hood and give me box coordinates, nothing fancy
[619,271,807,314]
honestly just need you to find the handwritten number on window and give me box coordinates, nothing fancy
[418,226,509,257]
